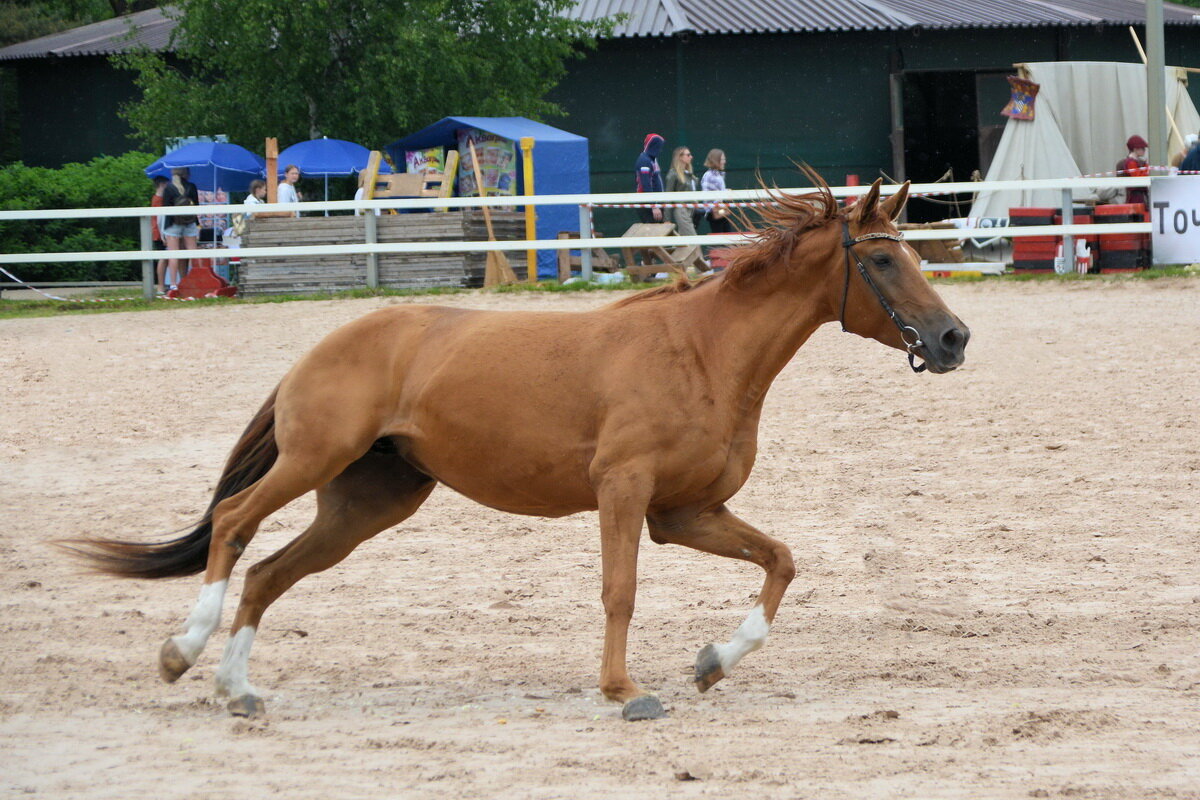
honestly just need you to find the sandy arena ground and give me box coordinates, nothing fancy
[1,279,1198,799]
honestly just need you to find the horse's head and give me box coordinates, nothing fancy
[835,179,970,374]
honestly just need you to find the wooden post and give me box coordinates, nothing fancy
[520,137,537,282]
[362,150,382,288]
[266,137,279,203]
[257,137,293,218]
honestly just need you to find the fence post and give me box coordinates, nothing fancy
[139,215,155,299]
[1060,188,1074,275]
[365,212,378,289]
[579,204,593,282]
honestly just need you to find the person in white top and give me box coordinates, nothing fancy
[223,179,266,250]
[353,170,380,216]
[277,164,301,216]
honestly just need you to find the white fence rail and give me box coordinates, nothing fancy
[0,176,1154,299]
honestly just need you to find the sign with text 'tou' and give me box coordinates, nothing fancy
[1150,176,1200,265]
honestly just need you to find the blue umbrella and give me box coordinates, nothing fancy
[275,138,392,177]
[275,137,392,214]
[145,141,266,193]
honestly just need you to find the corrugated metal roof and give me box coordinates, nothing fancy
[0,6,172,61]
[566,0,1200,36]
[1,0,1197,59]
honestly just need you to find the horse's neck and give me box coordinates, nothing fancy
[689,264,837,409]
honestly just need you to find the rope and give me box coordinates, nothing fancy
[0,266,155,303]
[588,166,1188,211]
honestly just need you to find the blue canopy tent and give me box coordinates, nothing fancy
[386,117,589,277]
[144,141,265,193]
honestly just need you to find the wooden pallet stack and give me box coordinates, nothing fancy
[238,210,527,296]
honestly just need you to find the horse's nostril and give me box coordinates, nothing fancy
[941,327,966,351]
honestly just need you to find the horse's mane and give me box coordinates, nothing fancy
[722,164,842,289]
[612,164,843,307]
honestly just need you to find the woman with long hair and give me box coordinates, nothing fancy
[160,167,200,292]
[701,149,733,234]
[663,146,699,237]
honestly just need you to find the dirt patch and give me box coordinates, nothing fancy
[1,280,1198,799]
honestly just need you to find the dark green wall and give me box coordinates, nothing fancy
[551,24,1200,196]
[14,56,137,167]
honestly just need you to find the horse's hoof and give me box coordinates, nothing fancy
[158,638,192,683]
[694,644,726,693]
[621,694,666,721]
[227,694,265,718]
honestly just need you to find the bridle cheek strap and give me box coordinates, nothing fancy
[840,222,927,373]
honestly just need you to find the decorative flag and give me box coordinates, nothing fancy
[1001,76,1039,120]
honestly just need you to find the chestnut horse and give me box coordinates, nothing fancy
[72,173,968,721]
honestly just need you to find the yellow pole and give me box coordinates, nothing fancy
[520,137,537,283]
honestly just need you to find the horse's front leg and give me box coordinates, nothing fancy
[647,504,796,693]
[593,470,664,721]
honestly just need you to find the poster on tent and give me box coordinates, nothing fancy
[456,129,517,200]
[1148,176,1200,264]
[198,189,229,235]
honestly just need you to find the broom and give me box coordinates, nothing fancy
[468,139,518,287]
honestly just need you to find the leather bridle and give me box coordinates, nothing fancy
[839,220,927,373]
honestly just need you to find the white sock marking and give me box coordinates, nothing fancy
[172,580,227,665]
[712,605,769,673]
[214,626,258,699]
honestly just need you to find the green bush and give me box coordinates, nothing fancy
[0,150,156,282]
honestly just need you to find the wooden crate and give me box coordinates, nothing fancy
[239,210,527,296]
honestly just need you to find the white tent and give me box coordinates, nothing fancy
[969,61,1200,219]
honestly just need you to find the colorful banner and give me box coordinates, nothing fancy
[1001,76,1039,121]
[405,147,445,174]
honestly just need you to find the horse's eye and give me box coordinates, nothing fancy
[871,253,893,268]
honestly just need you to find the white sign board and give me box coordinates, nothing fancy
[1150,176,1200,265]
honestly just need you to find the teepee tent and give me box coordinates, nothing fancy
[969,62,1200,219]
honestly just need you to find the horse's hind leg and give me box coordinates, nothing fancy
[160,448,366,683]
[646,505,796,693]
[214,449,435,716]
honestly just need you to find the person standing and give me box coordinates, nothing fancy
[149,176,170,294]
[278,164,302,217]
[663,146,699,237]
[353,170,381,216]
[160,167,199,290]
[701,149,734,234]
[1179,133,1200,173]
[1115,135,1149,207]
[635,134,665,223]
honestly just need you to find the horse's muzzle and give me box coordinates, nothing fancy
[917,319,970,374]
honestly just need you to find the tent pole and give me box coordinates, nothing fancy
[1145,2,1168,166]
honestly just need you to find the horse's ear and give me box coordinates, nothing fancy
[879,181,910,221]
[855,178,882,222]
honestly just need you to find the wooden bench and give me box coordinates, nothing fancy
[619,222,707,281]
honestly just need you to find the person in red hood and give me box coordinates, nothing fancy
[635,133,665,222]
[1116,134,1150,207]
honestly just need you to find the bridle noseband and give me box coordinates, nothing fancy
[839,220,926,373]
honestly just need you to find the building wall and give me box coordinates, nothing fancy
[14,57,137,167]
[552,24,1200,197]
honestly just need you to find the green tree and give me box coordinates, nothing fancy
[116,0,614,150]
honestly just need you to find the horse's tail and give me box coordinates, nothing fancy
[62,387,280,579]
